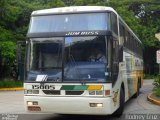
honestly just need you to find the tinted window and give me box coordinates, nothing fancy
[26,38,63,81]
[119,23,125,45]
[29,13,108,33]
[111,12,118,35]
[64,36,107,82]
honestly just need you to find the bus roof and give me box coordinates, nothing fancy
[31,6,117,16]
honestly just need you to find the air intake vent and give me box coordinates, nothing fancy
[65,91,84,95]
[43,90,60,95]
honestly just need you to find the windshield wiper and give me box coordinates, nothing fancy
[67,54,87,84]
[39,67,62,70]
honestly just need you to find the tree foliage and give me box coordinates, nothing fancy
[0,0,159,78]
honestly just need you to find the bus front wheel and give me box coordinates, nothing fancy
[114,87,125,117]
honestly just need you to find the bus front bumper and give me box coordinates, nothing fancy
[24,96,114,115]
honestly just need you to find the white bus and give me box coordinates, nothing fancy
[24,6,143,116]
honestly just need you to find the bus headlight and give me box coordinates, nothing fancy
[89,91,96,95]
[25,90,39,94]
[96,90,103,95]
[32,90,39,94]
[25,90,32,94]
[89,90,103,95]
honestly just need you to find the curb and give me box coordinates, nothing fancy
[0,88,24,91]
[147,93,160,106]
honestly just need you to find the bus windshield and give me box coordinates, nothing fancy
[29,13,108,33]
[27,38,63,81]
[26,36,108,82]
[64,36,107,82]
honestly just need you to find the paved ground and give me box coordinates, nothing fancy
[0,80,159,120]
[123,80,160,114]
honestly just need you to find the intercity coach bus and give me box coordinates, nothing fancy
[24,6,143,116]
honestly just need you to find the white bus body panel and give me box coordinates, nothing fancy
[24,96,114,115]
[24,83,119,115]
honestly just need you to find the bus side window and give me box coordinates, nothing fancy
[119,23,125,45]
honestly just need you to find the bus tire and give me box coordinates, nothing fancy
[114,87,125,117]
[133,80,140,98]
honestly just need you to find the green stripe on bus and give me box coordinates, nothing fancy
[73,85,88,90]
[60,85,75,90]
[60,85,89,90]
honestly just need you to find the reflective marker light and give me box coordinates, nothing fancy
[90,103,103,107]
[28,106,41,111]
[105,90,110,96]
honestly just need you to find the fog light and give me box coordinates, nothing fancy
[96,103,103,107]
[27,101,33,106]
[90,103,103,107]
[90,103,96,107]
[27,101,38,106]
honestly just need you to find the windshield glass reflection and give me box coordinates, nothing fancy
[26,36,108,82]
[27,38,63,81]
[64,36,107,82]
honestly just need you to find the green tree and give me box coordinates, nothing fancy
[0,0,159,79]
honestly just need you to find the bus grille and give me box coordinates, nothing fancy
[42,90,84,95]
[65,91,84,95]
[43,90,60,95]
